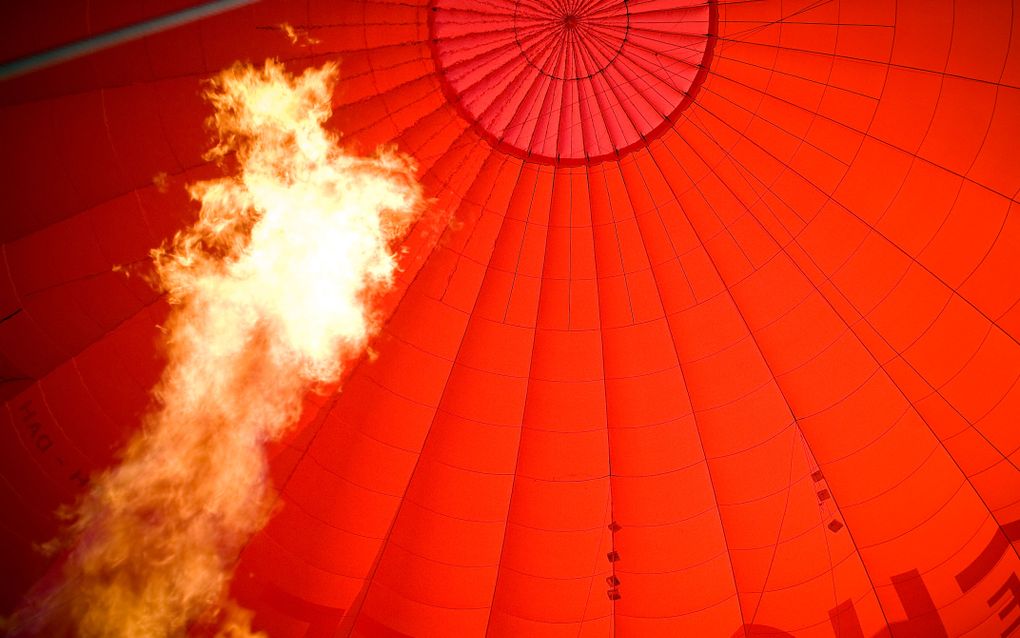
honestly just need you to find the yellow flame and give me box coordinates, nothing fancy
[279,23,320,46]
[11,59,422,637]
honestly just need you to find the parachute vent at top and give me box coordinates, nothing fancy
[429,0,716,165]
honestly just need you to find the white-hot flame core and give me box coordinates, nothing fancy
[10,60,422,637]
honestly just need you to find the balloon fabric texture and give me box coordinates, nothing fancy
[1,1,1019,637]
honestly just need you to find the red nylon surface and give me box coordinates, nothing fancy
[1,1,1020,637]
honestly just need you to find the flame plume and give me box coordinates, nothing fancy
[10,60,423,637]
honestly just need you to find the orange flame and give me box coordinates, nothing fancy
[10,60,422,637]
[279,23,320,46]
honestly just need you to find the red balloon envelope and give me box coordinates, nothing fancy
[2,0,1020,636]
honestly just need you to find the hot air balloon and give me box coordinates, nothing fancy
[1,0,1019,636]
